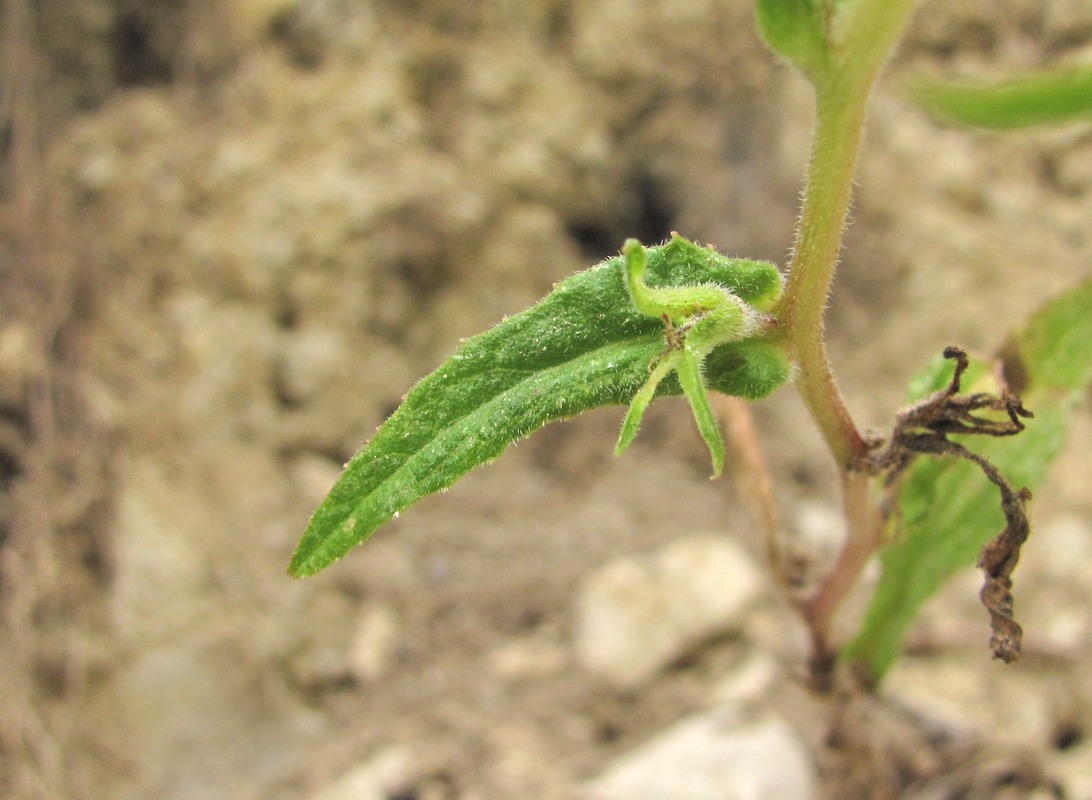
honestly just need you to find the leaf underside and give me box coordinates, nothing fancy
[289,236,788,577]
[846,279,1092,681]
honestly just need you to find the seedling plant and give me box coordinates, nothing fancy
[289,0,1092,690]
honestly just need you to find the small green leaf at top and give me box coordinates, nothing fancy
[754,0,828,77]
[845,279,1092,683]
[289,235,790,577]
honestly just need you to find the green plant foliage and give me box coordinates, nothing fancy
[1012,277,1092,391]
[911,66,1092,129]
[289,236,789,577]
[754,0,828,77]
[615,239,777,477]
[845,280,1092,681]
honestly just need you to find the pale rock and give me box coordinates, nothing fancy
[90,639,314,800]
[1043,0,1092,46]
[584,706,815,800]
[290,453,344,510]
[488,635,568,680]
[1053,141,1092,195]
[794,499,845,546]
[570,0,730,84]
[286,591,357,688]
[277,323,350,406]
[111,456,217,639]
[73,147,124,195]
[711,652,779,705]
[1049,739,1092,800]
[575,535,763,689]
[349,603,399,682]
[792,499,846,579]
[162,294,280,428]
[884,656,1054,747]
[1037,605,1090,653]
[486,724,572,797]
[310,747,412,800]
[1031,515,1092,579]
[0,322,34,406]
[236,0,301,36]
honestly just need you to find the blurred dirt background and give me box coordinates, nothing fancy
[1,1,1091,798]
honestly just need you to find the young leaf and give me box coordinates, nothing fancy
[845,279,1092,682]
[911,66,1092,130]
[615,239,771,477]
[754,0,828,77]
[289,236,789,577]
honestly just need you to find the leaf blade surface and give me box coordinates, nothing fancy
[289,237,788,576]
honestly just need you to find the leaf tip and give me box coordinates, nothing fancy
[615,412,640,458]
[709,457,724,480]
[286,549,318,579]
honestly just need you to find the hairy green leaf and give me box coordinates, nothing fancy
[289,236,789,577]
[911,66,1092,130]
[754,0,828,77]
[846,280,1092,681]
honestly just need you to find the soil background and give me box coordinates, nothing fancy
[2,1,1092,799]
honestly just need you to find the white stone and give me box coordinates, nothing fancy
[278,323,350,405]
[91,639,318,799]
[310,747,412,800]
[290,454,344,510]
[574,535,763,689]
[711,652,779,705]
[0,322,34,406]
[584,706,815,800]
[111,456,215,639]
[488,635,568,680]
[349,603,399,682]
[1031,515,1092,579]
[1037,604,1090,653]
[884,656,1054,746]
[793,500,846,570]
[1050,739,1092,800]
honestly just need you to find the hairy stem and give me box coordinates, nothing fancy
[803,471,883,686]
[778,75,872,467]
[776,0,919,468]
[773,0,919,683]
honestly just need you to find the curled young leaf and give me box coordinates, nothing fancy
[289,235,790,577]
[614,239,772,477]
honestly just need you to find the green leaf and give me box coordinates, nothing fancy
[845,280,1092,682]
[754,0,828,77]
[911,66,1092,130]
[289,236,789,577]
[1008,277,1092,391]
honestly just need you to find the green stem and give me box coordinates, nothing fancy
[776,0,919,468]
[778,75,871,467]
[803,470,882,685]
[772,0,919,683]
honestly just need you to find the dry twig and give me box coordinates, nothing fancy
[863,347,1033,662]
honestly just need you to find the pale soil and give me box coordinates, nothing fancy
[2,1,1091,799]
